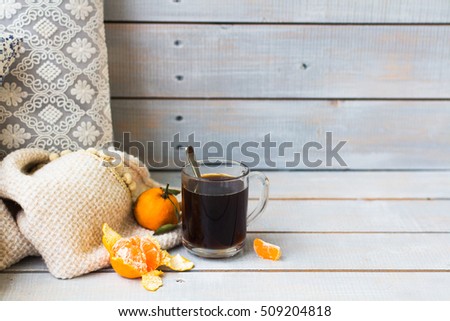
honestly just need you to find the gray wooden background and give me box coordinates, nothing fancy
[104,0,450,170]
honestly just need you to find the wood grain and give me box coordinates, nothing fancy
[104,0,450,23]
[149,171,450,199]
[111,99,450,170]
[105,24,450,98]
[2,271,450,300]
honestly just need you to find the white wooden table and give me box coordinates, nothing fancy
[2,171,450,300]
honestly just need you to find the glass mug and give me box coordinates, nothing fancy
[181,159,269,258]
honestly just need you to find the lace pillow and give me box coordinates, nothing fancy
[0,0,112,159]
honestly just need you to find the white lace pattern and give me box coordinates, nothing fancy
[0,0,112,156]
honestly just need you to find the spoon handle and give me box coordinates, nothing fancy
[186,146,202,178]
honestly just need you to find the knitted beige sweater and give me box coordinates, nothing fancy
[0,148,181,279]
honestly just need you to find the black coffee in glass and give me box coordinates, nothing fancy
[182,173,248,250]
[181,159,269,258]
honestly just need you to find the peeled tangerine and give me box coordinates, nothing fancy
[253,238,282,261]
[102,223,194,291]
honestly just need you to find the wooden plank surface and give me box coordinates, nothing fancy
[6,233,450,273]
[3,170,450,300]
[106,24,450,98]
[249,200,450,232]
[8,195,450,272]
[2,271,450,300]
[151,171,450,199]
[5,197,450,273]
[3,257,46,272]
[104,0,450,23]
[165,233,450,271]
[111,99,450,169]
[6,196,450,273]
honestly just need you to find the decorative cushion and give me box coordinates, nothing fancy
[0,0,112,160]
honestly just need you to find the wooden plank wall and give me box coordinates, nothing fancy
[104,0,450,170]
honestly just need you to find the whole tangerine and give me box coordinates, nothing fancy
[134,184,181,231]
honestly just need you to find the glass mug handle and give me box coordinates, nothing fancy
[247,171,270,226]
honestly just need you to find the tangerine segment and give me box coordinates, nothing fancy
[140,237,162,271]
[110,256,144,279]
[253,238,282,261]
[113,236,150,276]
[102,224,163,278]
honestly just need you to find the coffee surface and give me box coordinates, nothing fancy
[182,173,248,249]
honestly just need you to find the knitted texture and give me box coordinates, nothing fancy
[0,199,37,270]
[0,148,182,279]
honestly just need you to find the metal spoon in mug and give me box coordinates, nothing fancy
[186,146,201,178]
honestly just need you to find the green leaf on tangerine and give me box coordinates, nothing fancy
[154,223,178,235]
